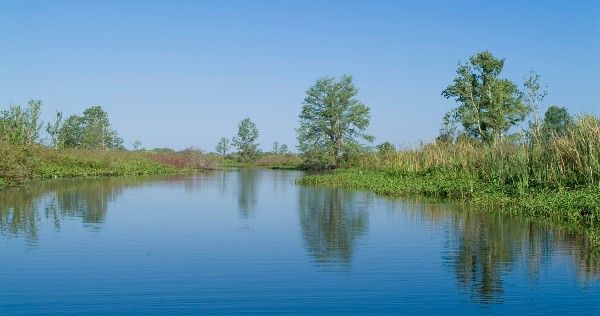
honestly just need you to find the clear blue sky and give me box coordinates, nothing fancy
[1,0,599,151]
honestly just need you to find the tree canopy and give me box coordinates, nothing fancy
[56,106,124,150]
[232,118,260,162]
[297,75,373,169]
[442,51,530,143]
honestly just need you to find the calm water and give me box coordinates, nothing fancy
[1,169,598,315]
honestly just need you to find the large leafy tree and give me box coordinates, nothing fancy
[232,118,260,162]
[0,99,43,145]
[442,51,530,143]
[57,106,123,150]
[297,75,373,169]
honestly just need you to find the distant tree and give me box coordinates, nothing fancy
[215,137,231,156]
[436,123,458,145]
[376,141,395,163]
[522,70,547,137]
[279,143,289,155]
[23,99,43,145]
[57,114,84,148]
[442,51,530,143]
[272,141,279,154]
[543,106,573,137]
[297,75,373,169]
[0,99,43,145]
[150,147,176,153]
[232,118,260,162]
[376,142,395,155]
[46,111,63,148]
[133,140,144,151]
[57,106,123,150]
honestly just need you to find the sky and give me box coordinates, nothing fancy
[1,0,599,151]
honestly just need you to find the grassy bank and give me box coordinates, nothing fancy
[298,115,600,243]
[217,154,303,169]
[0,143,206,189]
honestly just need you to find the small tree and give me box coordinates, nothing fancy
[543,106,573,137]
[442,51,530,143]
[46,111,63,148]
[522,70,547,137]
[272,141,279,155]
[297,75,373,169]
[0,99,43,145]
[232,118,260,162]
[133,140,144,151]
[279,144,289,155]
[216,137,231,156]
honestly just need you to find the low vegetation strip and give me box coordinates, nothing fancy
[0,143,200,189]
[297,168,600,244]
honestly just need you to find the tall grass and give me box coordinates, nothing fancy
[0,143,214,188]
[358,115,600,192]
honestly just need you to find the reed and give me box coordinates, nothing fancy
[355,115,600,191]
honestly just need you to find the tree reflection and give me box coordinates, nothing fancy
[443,209,600,303]
[298,186,369,268]
[383,197,600,304]
[236,169,259,217]
[0,177,152,242]
[0,185,41,243]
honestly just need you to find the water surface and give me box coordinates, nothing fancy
[1,169,598,314]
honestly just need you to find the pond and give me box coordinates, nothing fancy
[1,169,598,314]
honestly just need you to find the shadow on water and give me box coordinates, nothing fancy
[298,186,370,270]
[383,196,600,304]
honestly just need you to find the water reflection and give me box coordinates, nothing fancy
[0,177,152,243]
[383,197,600,303]
[298,186,369,268]
[236,169,258,217]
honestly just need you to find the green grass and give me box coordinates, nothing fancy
[0,143,196,189]
[297,115,600,245]
[297,168,600,244]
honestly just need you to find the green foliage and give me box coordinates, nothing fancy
[133,140,144,151]
[543,106,573,137]
[522,70,547,136]
[442,51,530,143]
[215,137,231,156]
[232,118,260,162]
[46,111,63,148]
[271,141,289,155]
[298,114,600,243]
[297,75,373,169]
[0,142,184,189]
[57,106,123,150]
[0,99,44,146]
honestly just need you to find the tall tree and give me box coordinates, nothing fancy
[442,51,530,143]
[215,137,231,156]
[232,118,260,162]
[297,75,373,169]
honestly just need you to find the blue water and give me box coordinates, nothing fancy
[1,169,598,315]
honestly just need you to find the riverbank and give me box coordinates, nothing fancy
[0,143,200,189]
[298,167,600,244]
